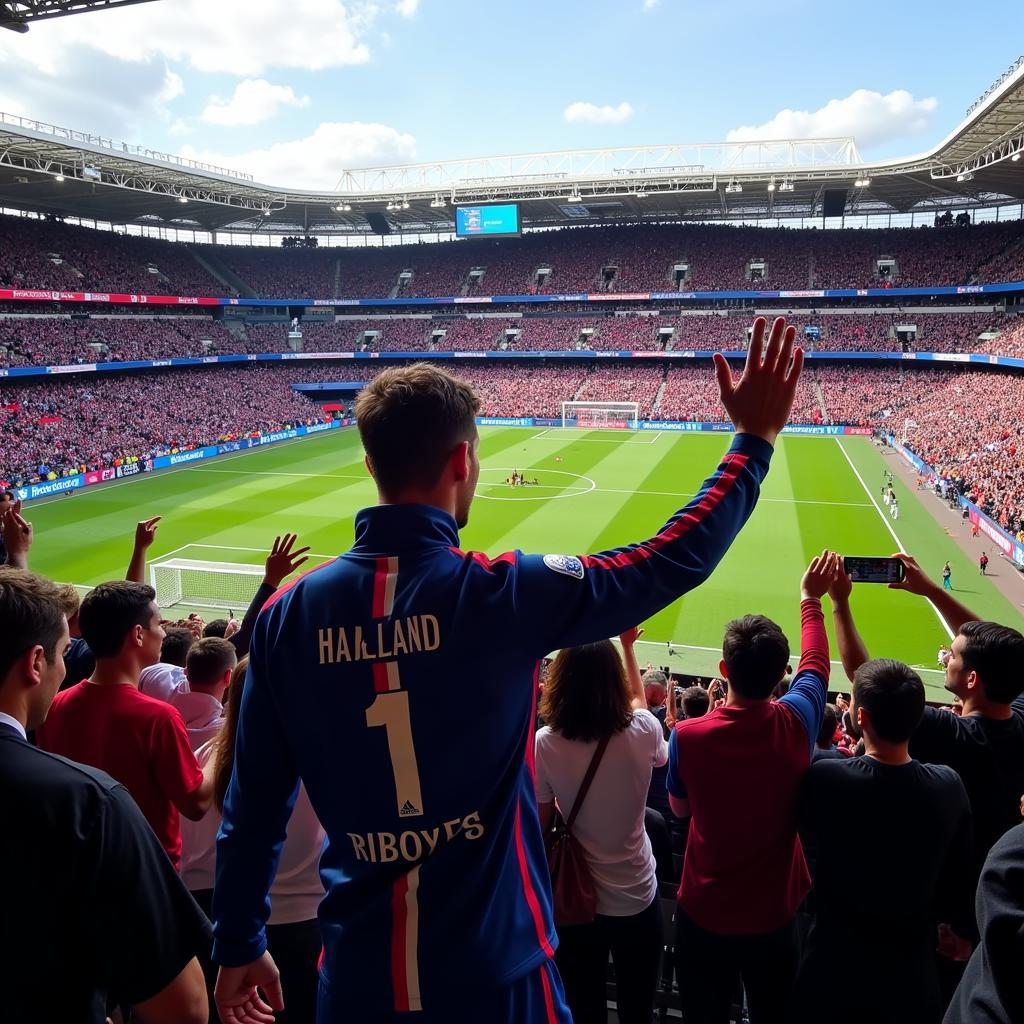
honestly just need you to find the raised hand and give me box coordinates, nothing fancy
[829,558,854,604]
[713,316,804,446]
[1,507,33,569]
[134,516,162,549]
[264,533,311,589]
[801,550,840,601]
[214,952,284,1024]
[888,552,934,595]
[619,625,644,648]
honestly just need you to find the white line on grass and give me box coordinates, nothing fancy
[168,542,338,560]
[834,438,954,641]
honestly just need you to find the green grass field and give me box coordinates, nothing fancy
[26,425,1024,701]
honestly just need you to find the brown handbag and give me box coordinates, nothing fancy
[544,736,610,927]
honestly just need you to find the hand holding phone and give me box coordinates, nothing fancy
[843,556,906,585]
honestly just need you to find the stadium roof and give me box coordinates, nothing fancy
[0,56,1022,236]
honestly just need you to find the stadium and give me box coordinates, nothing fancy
[2,2,1024,1022]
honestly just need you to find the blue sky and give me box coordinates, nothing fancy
[0,0,1019,188]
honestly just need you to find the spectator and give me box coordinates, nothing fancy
[945,823,1024,1024]
[535,626,667,1024]
[55,582,95,689]
[172,637,236,751]
[667,551,838,1024]
[140,626,193,702]
[181,656,325,1024]
[0,567,210,1024]
[0,496,32,570]
[812,703,846,761]
[795,658,974,1024]
[831,553,1024,934]
[209,318,801,1023]
[0,487,13,563]
[36,580,214,868]
[679,685,710,720]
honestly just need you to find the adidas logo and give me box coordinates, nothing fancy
[399,800,421,817]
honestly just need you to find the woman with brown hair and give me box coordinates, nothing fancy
[534,626,668,1024]
[180,656,325,1024]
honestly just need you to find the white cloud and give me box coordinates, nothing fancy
[158,70,185,103]
[0,0,378,77]
[563,101,634,125]
[201,79,310,127]
[726,89,938,149]
[179,121,417,189]
[396,0,420,15]
[643,0,660,9]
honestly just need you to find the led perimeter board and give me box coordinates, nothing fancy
[455,203,521,238]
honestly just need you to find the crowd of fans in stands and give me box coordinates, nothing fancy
[4,214,1024,301]
[4,330,1024,1024]
[0,308,1014,366]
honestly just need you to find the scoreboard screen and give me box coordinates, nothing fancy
[455,203,521,238]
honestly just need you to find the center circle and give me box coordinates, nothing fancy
[475,466,597,501]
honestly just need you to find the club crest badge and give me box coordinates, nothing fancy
[543,554,585,580]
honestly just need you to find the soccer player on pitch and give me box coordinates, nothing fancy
[211,316,804,1024]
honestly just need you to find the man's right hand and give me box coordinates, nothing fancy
[214,953,284,1024]
[713,316,804,447]
[888,552,936,596]
[801,550,840,601]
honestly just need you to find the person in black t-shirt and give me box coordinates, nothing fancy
[945,822,1024,1024]
[829,553,1024,932]
[0,568,211,1024]
[796,658,973,1024]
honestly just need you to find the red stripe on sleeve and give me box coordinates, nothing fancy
[390,873,411,1012]
[539,961,559,1023]
[580,453,748,571]
[797,597,830,681]
[514,801,556,959]
[448,547,517,573]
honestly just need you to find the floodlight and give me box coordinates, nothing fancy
[54,174,64,183]
[1012,153,1021,162]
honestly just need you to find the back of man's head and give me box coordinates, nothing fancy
[203,618,229,639]
[0,569,66,688]
[722,614,790,700]
[681,685,710,719]
[54,583,81,624]
[852,659,925,744]
[817,703,839,747]
[642,669,667,708]
[79,581,156,659]
[186,637,237,690]
[355,363,481,497]
[160,628,194,668]
[958,621,1024,704]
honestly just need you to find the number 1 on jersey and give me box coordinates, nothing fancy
[366,690,424,818]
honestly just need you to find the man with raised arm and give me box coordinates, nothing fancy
[666,551,837,1024]
[829,553,1024,939]
[212,316,804,1024]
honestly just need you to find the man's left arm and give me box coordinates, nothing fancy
[211,611,300,970]
[666,727,690,819]
[778,552,837,755]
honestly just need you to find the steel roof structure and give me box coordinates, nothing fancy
[0,0,160,32]
[0,56,1021,236]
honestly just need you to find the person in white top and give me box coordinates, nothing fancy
[171,637,234,751]
[139,627,192,702]
[181,657,325,1024]
[535,626,667,1024]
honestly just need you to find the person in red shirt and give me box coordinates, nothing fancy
[37,580,213,868]
[667,551,837,1024]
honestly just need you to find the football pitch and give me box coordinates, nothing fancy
[26,425,1024,702]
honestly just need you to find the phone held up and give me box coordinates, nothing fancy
[843,556,906,585]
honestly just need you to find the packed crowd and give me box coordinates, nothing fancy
[4,214,1024,302]
[4,330,1024,1024]
[0,308,1012,366]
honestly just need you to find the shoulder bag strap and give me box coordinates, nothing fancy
[565,735,610,830]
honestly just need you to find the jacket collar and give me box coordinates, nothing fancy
[352,503,460,555]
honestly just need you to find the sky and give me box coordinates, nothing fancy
[0,0,1020,190]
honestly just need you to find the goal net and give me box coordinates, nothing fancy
[150,557,266,612]
[561,401,639,430]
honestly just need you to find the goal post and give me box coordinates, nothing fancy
[150,557,267,612]
[561,401,640,430]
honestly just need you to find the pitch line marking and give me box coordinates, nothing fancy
[834,438,954,641]
[475,468,597,502]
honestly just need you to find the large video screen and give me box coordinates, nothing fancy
[455,203,521,238]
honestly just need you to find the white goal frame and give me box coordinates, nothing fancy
[561,401,640,430]
[150,557,266,611]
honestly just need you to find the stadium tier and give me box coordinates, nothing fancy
[4,215,1024,300]
[0,308,1018,366]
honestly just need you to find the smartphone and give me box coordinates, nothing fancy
[843,556,906,584]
